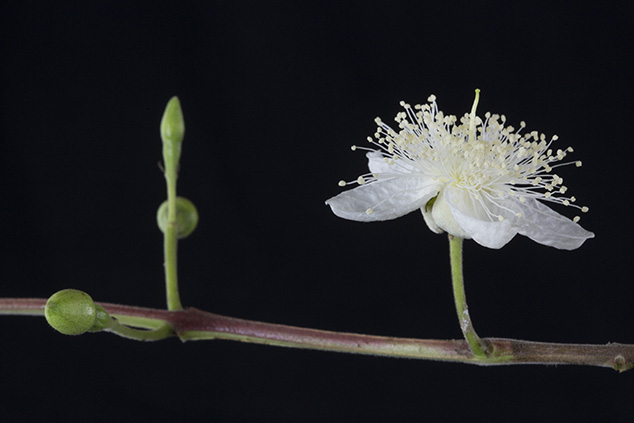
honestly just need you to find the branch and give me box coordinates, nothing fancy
[1,298,631,372]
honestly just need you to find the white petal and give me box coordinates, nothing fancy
[420,204,444,234]
[516,198,594,250]
[443,187,518,249]
[326,176,440,222]
[430,190,471,239]
[367,151,391,175]
[367,151,417,176]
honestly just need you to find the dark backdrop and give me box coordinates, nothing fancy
[1,1,633,421]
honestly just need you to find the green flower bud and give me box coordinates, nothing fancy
[160,96,185,168]
[157,196,199,239]
[45,289,99,335]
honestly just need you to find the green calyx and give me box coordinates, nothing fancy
[157,196,199,239]
[89,304,114,332]
[45,289,112,335]
[425,196,437,213]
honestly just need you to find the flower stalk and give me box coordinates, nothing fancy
[106,319,173,341]
[448,235,488,357]
[160,97,186,311]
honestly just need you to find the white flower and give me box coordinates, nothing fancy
[326,91,594,250]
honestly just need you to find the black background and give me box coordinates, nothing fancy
[1,1,633,421]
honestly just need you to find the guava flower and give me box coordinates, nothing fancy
[326,92,594,250]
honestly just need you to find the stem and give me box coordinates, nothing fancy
[164,169,182,311]
[106,320,173,341]
[449,235,487,357]
[160,96,185,311]
[1,298,632,371]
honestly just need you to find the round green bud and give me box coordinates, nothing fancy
[45,289,98,335]
[157,196,199,239]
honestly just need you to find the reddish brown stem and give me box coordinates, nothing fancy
[1,298,632,371]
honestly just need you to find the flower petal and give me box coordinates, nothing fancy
[326,176,440,222]
[516,198,594,250]
[420,203,444,234]
[443,186,518,249]
[367,151,391,175]
[367,151,418,175]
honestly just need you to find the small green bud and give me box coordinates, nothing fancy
[157,196,199,238]
[45,289,98,335]
[161,96,185,168]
